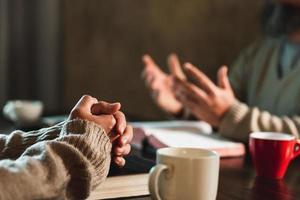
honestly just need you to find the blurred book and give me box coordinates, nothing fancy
[88,174,149,199]
[131,121,245,158]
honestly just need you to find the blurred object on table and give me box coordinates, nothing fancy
[3,100,43,126]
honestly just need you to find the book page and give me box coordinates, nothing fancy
[145,128,241,149]
[131,120,212,135]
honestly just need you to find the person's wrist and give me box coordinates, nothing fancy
[215,99,236,127]
[171,107,184,118]
[165,105,185,119]
[218,100,245,128]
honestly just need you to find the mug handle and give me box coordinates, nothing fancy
[148,164,168,200]
[292,140,300,159]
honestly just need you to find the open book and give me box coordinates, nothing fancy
[88,174,149,199]
[131,121,245,157]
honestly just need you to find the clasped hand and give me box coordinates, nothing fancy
[69,95,132,167]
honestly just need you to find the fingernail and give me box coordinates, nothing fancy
[184,63,191,69]
[115,157,121,165]
[119,126,126,134]
[115,157,124,167]
[112,102,121,107]
[122,137,127,144]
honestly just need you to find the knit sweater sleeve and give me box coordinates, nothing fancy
[219,101,300,142]
[0,121,64,159]
[0,119,112,200]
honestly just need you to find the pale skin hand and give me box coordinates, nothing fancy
[142,54,186,115]
[69,95,133,167]
[173,63,236,127]
[91,100,133,167]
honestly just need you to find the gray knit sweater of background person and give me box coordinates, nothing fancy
[0,119,112,200]
[219,37,300,142]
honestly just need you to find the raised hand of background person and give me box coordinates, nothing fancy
[142,54,186,116]
[173,64,236,127]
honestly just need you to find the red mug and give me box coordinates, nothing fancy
[249,132,300,179]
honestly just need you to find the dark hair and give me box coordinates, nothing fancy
[261,0,300,37]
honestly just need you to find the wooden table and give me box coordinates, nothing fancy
[216,156,300,200]
[110,147,300,200]
[1,117,299,200]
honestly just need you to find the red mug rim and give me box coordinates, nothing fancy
[250,132,295,141]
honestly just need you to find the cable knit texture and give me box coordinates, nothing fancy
[220,100,300,142]
[0,119,112,200]
[0,121,64,159]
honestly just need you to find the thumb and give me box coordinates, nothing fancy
[217,66,232,91]
[91,101,121,115]
[76,95,98,110]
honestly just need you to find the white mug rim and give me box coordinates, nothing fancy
[250,132,295,141]
[157,147,219,160]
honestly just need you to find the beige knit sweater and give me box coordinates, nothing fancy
[219,37,300,142]
[0,119,112,200]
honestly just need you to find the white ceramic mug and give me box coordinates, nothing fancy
[149,147,220,200]
[3,100,44,125]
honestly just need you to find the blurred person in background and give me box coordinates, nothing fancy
[0,95,132,199]
[142,0,300,142]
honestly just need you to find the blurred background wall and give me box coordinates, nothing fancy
[0,0,264,120]
[0,0,62,112]
[0,0,8,107]
[63,0,263,120]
